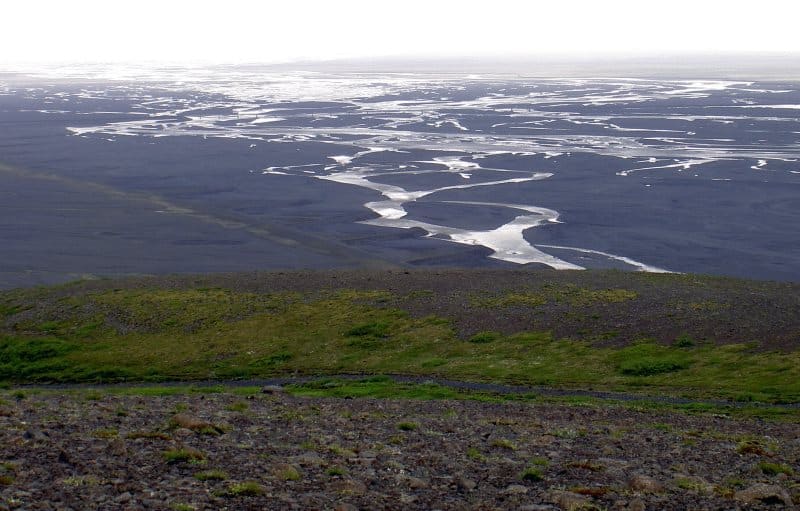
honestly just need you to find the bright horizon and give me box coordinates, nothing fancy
[3,0,800,66]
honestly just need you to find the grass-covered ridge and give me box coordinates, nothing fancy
[1,270,799,403]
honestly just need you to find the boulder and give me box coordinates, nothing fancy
[547,490,592,511]
[627,474,664,493]
[734,483,793,506]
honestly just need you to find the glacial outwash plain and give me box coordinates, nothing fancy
[1,65,799,510]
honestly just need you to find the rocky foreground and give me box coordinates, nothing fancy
[0,388,798,510]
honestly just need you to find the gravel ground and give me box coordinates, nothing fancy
[1,389,798,510]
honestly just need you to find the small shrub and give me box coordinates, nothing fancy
[126,431,170,440]
[198,426,224,436]
[736,440,770,456]
[568,459,605,472]
[328,444,355,457]
[194,469,228,481]
[491,438,516,450]
[673,334,695,348]
[724,476,747,489]
[521,467,543,481]
[224,481,264,497]
[226,401,249,413]
[571,487,610,497]
[466,447,486,461]
[300,440,317,451]
[0,475,13,485]
[169,413,226,435]
[327,466,346,476]
[619,357,689,376]
[397,422,418,431]
[530,457,549,467]
[163,448,204,464]
[62,475,100,486]
[675,477,709,492]
[553,428,582,439]
[263,352,292,365]
[170,504,196,511]
[345,321,390,338]
[189,385,224,394]
[758,461,793,476]
[468,331,501,344]
[279,466,301,481]
[92,428,118,439]
[478,292,547,308]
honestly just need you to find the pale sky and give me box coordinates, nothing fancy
[3,0,800,65]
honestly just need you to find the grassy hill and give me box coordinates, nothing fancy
[1,269,799,404]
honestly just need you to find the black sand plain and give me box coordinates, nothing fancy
[1,76,799,288]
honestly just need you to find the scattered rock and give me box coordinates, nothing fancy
[397,475,428,489]
[107,438,127,456]
[261,385,285,394]
[456,477,476,492]
[503,484,529,495]
[548,490,592,511]
[627,474,664,493]
[1,386,798,509]
[114,492,132,504]
[734,483,793,506]
[628,497,646,511]
[331,479,367,496]
[673,475,713,493]
[22,429,48,442]
[57,449,71,464]
[169,413,225,435]
[398,493,417,504]
[293,453,324,467]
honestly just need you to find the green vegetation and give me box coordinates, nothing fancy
[194,469,228,481]
[466,447,486,461]
[326,466,347,476]
[476,285,637,308]
[521,467,544,481]
[0,280,798,404]
[163,448,204,464]
[278,465,302,481]
[491,438,516,450]
[397,421,418,431]
[225,401,249,412]
[468,331,501,344]
[757,461,793,476]
[91,428,118,439]
[61,475,100,486]
[222,481,265,497]
[126,430,170,440]
[736,439,773,456]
